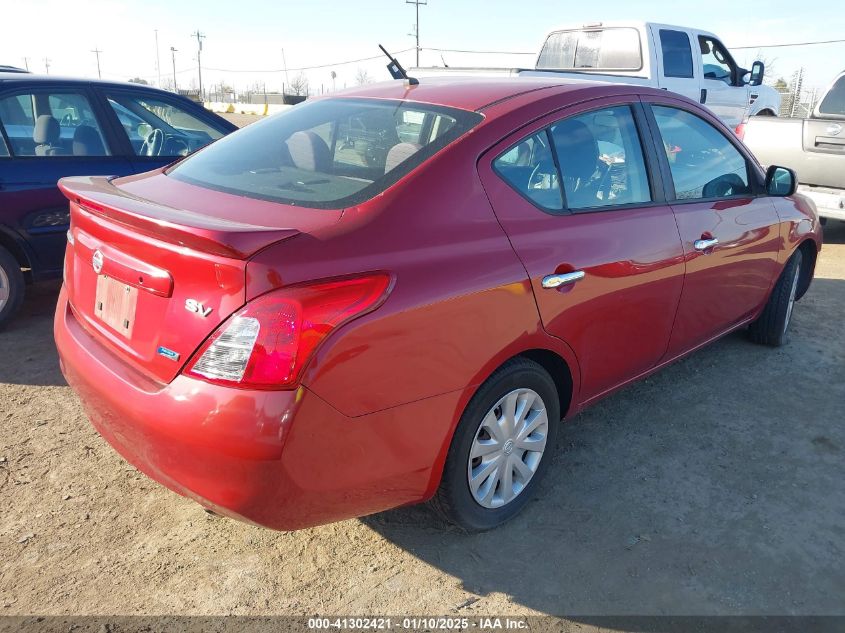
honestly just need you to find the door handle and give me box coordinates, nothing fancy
[542,270,585,289]
[694,237,719,251]
[700,88,707,104]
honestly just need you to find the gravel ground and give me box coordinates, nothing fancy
[1,206,843,621]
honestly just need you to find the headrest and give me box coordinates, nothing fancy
[551,119,599,181]
[34,115,59,145]
[72,125,105,156]
[384,142,422,174]
[285,131,331,172]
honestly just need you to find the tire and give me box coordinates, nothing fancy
[430,357,560,532]
[0,246,25,331]
[748,249,803,347]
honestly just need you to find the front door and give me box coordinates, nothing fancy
[478,99,686,402]
[697,35,748,127]
[645,100,781,357]
[0,87,132,277]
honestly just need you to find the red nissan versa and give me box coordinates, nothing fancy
[54,78,821,532]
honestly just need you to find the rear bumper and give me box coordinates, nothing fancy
[54,285,459,530]
[798,185,845,221]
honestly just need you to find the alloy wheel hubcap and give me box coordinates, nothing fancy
[0,266,9,311]
[467,388,549,509]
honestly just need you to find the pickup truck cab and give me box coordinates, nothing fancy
[742,71,845,223]
[413,21,780,128]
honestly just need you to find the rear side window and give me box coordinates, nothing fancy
[537,28,642,71]
[651,105,750,200]
[660,30,694,78]
[168,98,481,209]
[493,131,562,211]
[0,131,8,157]
[0,91,110,157]
[494,106,651,212]
[818,75,845,116]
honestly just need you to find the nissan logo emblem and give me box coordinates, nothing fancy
[92,250,104,274]
[826,123,842,136]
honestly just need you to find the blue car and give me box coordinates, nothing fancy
[0,71,237,328]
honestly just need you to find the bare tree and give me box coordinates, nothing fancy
[354,68,373,86]
[128,77,149,85]
[752,49,778,83]
[290,72,309,96]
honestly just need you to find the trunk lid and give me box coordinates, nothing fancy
[60,172,342,383]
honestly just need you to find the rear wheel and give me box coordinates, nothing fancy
[748,250,803,346]
[0,246,25,331]
[430,358,560,531]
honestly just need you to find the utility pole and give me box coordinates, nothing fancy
[154,29,161,88]
[170,47,178,92]
[191,30,205,99]
[406,0,427,67]
[281,48,290,93]
[44,57,51,74]
[91,48,102,79]
[22,57,29,71]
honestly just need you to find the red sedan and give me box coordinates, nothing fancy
[54,78,822,531]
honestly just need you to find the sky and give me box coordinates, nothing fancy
[2,0,844,95]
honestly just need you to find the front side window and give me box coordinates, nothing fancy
[0,91,109,157]
[537,28,642,71]
[818,75,845,117]
[660,30,694,79]
[108,93,225,157]
[493,131,562,211]
[651,105,750,200]
[168,98,481,209]
[699,36,736,85]
[0,131,9,157]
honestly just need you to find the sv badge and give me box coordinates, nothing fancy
[185,299,213,317]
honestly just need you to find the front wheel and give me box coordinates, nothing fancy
[430,358,560,531]
[748,250,803,346]
[0,246,25,330]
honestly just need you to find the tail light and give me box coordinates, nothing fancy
[735,119,748,140]
[186,274,391,389]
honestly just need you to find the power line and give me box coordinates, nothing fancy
[423,46,534,55]
[202,48,415,73]
[732,37,845,49]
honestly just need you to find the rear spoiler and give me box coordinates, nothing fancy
[59,176,301,260]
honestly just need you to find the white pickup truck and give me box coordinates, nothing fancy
[413,21,781,128]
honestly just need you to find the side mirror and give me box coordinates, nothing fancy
[766,165,796,196]
[749,61,765,86]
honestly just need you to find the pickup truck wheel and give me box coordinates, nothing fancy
[0,246,25,330]
[429,358,559,532]
[748,250,803,347]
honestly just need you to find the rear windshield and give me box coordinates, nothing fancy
[818,75,845,117]
[537,28,642,71]
[168,98,482,209]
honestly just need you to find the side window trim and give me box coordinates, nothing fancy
[641,100,763,204]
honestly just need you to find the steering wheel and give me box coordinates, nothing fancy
[529,159,556,190]
[140,128,165,156]
[61,113,75,127]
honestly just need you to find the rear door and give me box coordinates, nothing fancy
[642,97,781,357]
[653,26,701,103]
[478,97,685,402]
[0,85,133,277]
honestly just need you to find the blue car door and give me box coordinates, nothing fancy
[0,85,133,278]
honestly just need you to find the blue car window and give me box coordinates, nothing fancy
[0,91,110,157]
[107,94,224,157]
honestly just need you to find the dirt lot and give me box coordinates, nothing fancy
[1,198,844,617]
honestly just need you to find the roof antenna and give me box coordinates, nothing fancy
[379,44,419,86]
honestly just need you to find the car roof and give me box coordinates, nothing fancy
[0,72,171,93]
[328,76,625,113]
